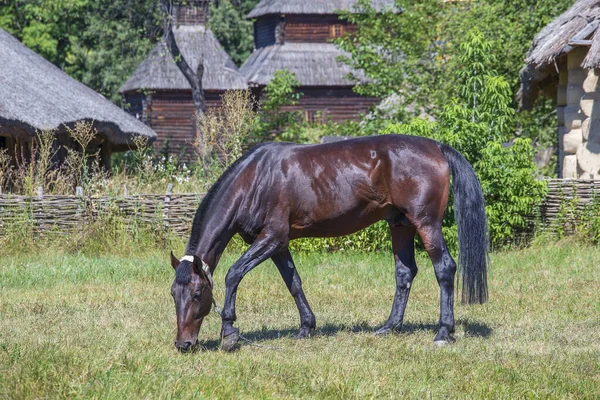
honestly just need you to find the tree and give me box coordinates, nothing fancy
[160,0,206,115]
[385,30,546,247]
[209,0,256,66]
[252,70,304,143]
[0,0,162,104]
[336,0,440,120]
[337,0,573,121]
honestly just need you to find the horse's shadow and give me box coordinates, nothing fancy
[198,318,492,351]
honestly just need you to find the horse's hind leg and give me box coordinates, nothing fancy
[376,225,418,335]
[272,248,316,338]
[416,223,457,345]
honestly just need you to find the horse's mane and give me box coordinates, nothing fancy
[176,144,270,284]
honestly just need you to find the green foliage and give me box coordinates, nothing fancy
[384,29,546,248]
[336,0,571,176]
[337,0,572,113]
[0,0,160,103]
[252,69,305,143]
[478,139,546,244]
[551,189,600,245]
[65,1,161,103]
[336,0,440,120]
[209,0,255,66]
[290,221,391,253]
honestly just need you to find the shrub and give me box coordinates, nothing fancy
[382,29,547,248]
[195,89,257,188]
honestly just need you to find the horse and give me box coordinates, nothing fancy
[169,134,489,353]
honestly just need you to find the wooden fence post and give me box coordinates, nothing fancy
[75,186,85,227]
[163,183,173,230]
[123,184,129,198]
[34,186,44,234]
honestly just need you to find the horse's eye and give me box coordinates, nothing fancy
[193,291,202,300]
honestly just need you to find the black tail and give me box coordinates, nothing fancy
[439,144,489,304]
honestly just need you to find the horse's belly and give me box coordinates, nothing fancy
[289,204,394,239]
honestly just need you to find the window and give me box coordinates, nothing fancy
[330,24,344,38]
[304,110,323,124]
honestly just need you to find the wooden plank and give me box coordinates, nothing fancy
[569,39,593,46]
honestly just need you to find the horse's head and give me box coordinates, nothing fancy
[169,252,213,352]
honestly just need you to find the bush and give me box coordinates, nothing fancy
[195,89,257,187]
[382,29,547,248]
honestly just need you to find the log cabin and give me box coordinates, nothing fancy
[241,0,398,124]
[120,0,247,161]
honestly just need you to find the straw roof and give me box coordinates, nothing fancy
[247,0,398,18]
[240,42,367,86]
[120,25,247,93]
[520,0,600,108]
[0,28,156,146]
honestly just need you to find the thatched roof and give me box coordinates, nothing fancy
[0,28,156,147]
[240,43,367,86]
[247,0,398,18]
[120,25,247,93]
[520,0,600,109]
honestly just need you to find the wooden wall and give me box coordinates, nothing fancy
[135,87,375,161]
[283,15,352,43]
[253,14,356,48]
[130,91,224,161]
[254,86,378,124]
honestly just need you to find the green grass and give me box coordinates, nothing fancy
[1,243,600,398]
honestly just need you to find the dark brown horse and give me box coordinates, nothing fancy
[169,134,488,352]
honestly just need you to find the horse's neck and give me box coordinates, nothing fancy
[195,225,235,272]
[187,194,238,272]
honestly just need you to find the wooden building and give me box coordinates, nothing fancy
[241,0,397,124]
[520,0,600,179]
[120,0,247,160]
[0,28,156,169]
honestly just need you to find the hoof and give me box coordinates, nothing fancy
[434,339,453,347]
[375,325,400,336]
[296,327,312,339]
[221,328,240,352]
[433,329,455,346]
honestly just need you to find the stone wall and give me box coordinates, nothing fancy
[561,47,600,179]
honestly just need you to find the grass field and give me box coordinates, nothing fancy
[1,242,599,398]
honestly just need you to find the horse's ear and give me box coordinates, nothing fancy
[191,256,203,277]
[170,251,179,269]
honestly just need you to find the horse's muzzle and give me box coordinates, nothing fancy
[175,340,198,353]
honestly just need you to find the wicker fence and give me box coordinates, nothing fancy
[539,179,600,234]
[1,179,599,238]
[0,185,205,236]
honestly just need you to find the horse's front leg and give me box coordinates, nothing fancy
[272,248,316,338]
[220,232,285,351]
